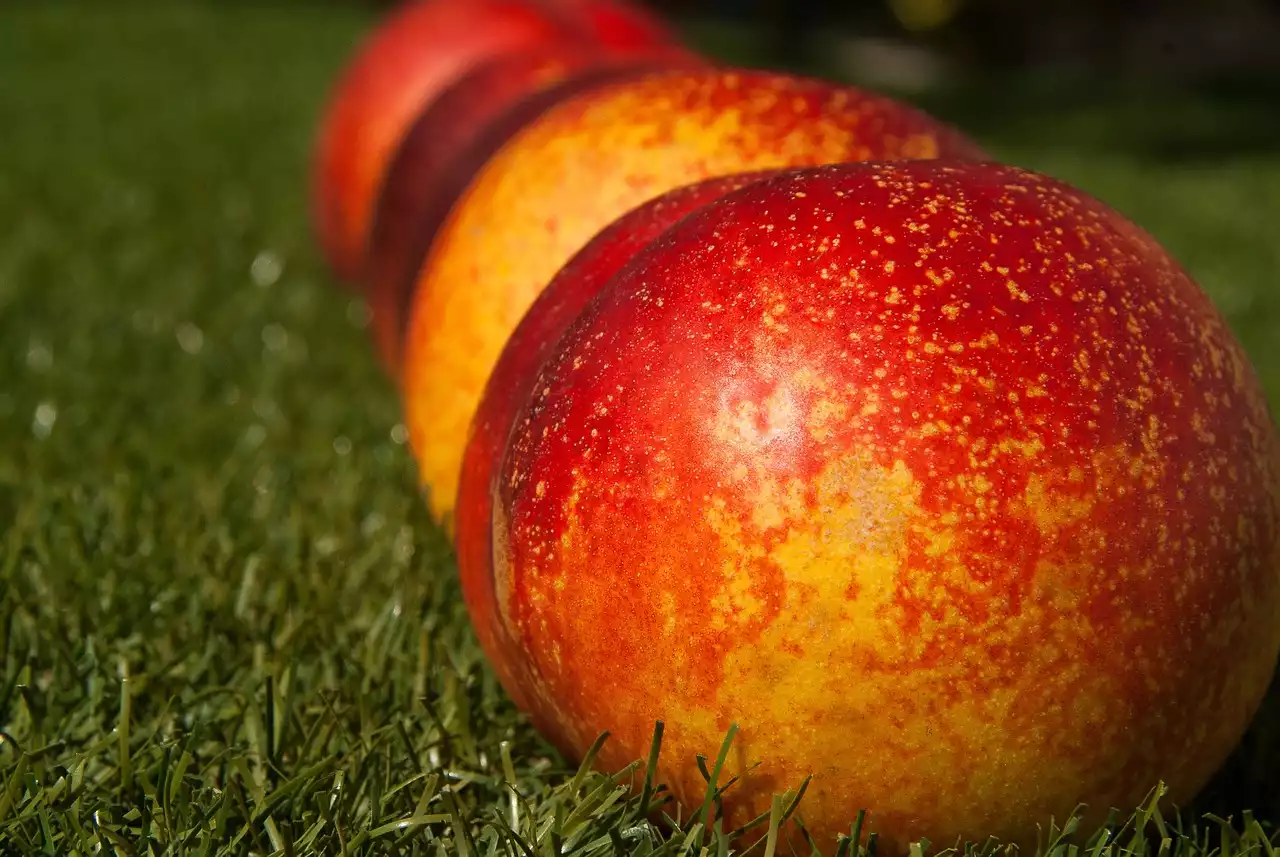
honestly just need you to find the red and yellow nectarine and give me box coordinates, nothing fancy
[310,0,688,283]
[365,47,701,371]
[403,67,986,526]
[480,161,1280,853]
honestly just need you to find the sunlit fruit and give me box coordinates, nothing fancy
[481,160,1280,854]
[364,46,699,371]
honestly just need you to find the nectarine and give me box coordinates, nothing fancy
[403,67,986,526]
[365,46,700,371]
[485,161,1280,853]
[310,0,688,283]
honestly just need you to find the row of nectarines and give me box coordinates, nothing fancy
[310,1,1280,852]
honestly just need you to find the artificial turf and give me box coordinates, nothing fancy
[2,3,1280,854]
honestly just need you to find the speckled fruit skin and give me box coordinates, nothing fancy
[456,171,782,714]
[403,67,987,527]
[364,47,702,372]
[488,161,1280,853]
[310,0,686,283]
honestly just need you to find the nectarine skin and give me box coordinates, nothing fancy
[456,171,783,719]
[404,67,987,526]
[488,162,1280,852]
[365,48,701,372]
[311,0,686,283]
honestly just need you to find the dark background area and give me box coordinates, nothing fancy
[349,0,1280,87]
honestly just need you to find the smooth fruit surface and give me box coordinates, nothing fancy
[365,48,699,372]
[488,161,1280,852]
[404,67,987,526]
[455,171,781,715]
[311,0,684,282]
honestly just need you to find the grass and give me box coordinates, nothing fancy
[1,2,1279,854]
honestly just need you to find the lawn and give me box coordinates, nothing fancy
[2,3,1279,854]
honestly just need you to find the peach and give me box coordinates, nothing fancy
[485,161,1280,853]
[456,171,782,717]
[403,67,986,526]
[310,0,687,283]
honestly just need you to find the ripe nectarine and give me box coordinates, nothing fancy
[365,47,700,371]
[484,161,1280,853]
[403,67,986,526]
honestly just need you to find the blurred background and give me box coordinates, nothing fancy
[346,0,1280,89]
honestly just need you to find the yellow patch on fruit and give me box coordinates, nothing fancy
[515,438,1277,851]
